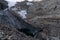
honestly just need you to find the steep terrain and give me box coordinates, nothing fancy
[0,0,44,40]
[1,0,60,40]
[12,0,60,40]
[25,0,60,40]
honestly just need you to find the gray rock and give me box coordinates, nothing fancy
[0,0,8,10]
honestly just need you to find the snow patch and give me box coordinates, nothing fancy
[5,0,16,7]
[28,0,33,1]
[5,0,24,2]
[26,2,33,5]
[8,2,16,7]
[11,8,17,11]
[18,10,27,19]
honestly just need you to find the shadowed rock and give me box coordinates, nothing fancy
[0,0,8,10]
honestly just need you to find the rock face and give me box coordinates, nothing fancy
[9,0,60,40]
[0,0,8,10]
[0,24,41,40]
[0,0,60,40]
[0,1,44,40]
[25,0,60,40]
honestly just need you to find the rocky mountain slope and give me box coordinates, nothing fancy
[25,0,60,40]
[0,0,60,40]
[12,0,60,40]
[0,0,44,40]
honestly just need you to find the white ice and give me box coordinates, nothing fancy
[18,10,27,19]
[26,2,33,5]
[5,0,24,2]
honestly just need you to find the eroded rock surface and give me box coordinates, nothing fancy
[11,0,60,40]
[25,0,60,40]
[0,0,44,40]
[0,0,60,40]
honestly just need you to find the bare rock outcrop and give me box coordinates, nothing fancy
[1,0,60,40]
[0,0,8,10]
[0,0,43,40]
[25,0,60,40]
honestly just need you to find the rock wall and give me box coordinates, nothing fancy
[0,0,60,40]
[0,0,43,40]
[0,0,8,10]
[25,0,60,40]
